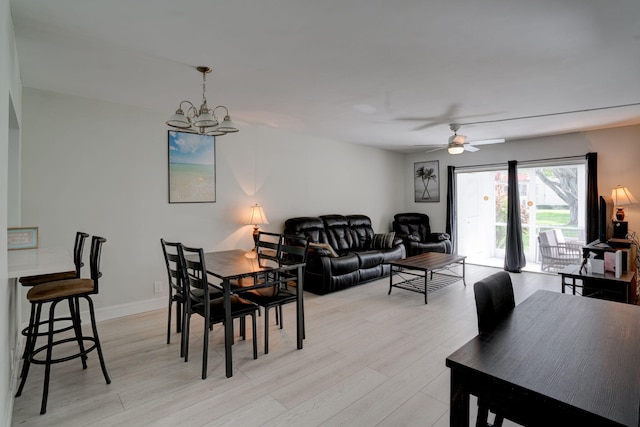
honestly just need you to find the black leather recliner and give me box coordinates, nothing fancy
[284,214,405,295]
[392,213,452,256]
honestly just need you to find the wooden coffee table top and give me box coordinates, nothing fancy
[390,252,466,271]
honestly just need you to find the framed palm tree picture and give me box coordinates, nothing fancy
[414,161,439,202]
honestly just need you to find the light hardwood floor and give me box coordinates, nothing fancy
[12,265,558,426]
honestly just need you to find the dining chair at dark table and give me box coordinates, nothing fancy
[472,271,515,427]
[233,232,309,354]
[178,244,259,379]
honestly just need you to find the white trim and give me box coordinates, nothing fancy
[93,297,166,322]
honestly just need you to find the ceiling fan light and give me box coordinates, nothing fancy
[448,144,464,155]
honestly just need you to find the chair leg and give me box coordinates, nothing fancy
[176,300,182,333]
[251,313,257,360]
[167,298,172,344]
[21,303,38,361]
[16,302,43,397]
[278,305,284,329]
[40,300,61,414]
[183,313,190,362]
[84,296,111,385]
[264,307,270,355]
[69,297,87,369]
[202,318,209,380]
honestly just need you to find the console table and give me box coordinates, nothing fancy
[558,264,636,304]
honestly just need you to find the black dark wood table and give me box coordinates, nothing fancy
[199,249,305,378]
[446,290,640,426]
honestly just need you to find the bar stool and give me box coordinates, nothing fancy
[16,236,111,415]
[19,232,89,359]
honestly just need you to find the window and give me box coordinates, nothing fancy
[456,158,586,272]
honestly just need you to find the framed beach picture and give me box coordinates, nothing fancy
[414,160,439,202]
[168,131,216,203]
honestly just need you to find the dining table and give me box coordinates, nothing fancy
[446,290,640,426]
[196,249,306,378]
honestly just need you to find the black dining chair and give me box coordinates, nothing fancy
[19,231,90,360]
[473,271,515,427]
[16,236,111,415]
[238,233,309,354]
[177,244,259,379]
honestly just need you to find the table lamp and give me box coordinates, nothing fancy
[247,204,269,245]
[611,185,637,221]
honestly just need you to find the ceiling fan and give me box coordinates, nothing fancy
[415,124,505,154]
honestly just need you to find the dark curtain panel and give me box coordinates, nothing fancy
[504,160,526,272]
[446,166,457,253]
[586,152,599,243]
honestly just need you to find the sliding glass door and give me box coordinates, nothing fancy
[456,159,586,271]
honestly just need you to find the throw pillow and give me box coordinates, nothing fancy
[309,242,339,257]
[371,232,396,249]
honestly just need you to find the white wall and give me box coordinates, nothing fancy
[403,126,640,234]
[1,0,23,424]
[20,88,404,320]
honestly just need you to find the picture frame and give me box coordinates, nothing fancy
[414,160,440,202]
[168,130,216,203]
[8,227,39,250]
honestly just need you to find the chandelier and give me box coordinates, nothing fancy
[166,66,238,136]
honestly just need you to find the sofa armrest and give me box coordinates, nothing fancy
[428,232,450,242]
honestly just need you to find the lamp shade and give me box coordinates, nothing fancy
[193,107,218,128]
[247,204,269,225]
[448,144,464,155]
[611,186,638,206]
[217,114,239,133]
[166,109,192,129]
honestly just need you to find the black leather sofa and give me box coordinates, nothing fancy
[284,214,406,295]
[392,213,452,256]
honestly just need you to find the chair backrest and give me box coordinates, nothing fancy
[281,234,309,266]
[256,232,283,268]
[177,244,213,310]
[538,230,557,247]
[392,213,431,242]
[73,232,90,277]
[160,238,183,295]
[89,236,107,292]
[473,271,515,335]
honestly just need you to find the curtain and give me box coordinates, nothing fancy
[446,166,457,253]
[585,152,599,243]
[504,160,526,272]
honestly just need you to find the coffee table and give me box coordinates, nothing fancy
[389,252,466,304]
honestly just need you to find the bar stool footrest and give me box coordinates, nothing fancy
[29,336,98,365]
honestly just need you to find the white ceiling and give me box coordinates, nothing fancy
[10,0,640,152]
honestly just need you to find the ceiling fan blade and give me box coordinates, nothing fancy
[467,138,506,146]
[413,144,446,153]
[464,145,480,152]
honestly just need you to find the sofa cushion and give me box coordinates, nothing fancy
[371,232,396,249]
[356,250,385,269]
[329,253,360,275]
[347,214,375,249]
[321,215,355,254]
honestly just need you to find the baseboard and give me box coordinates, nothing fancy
[93,297,166,322]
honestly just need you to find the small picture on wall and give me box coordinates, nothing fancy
[168,131,216,203]
[414,160,439,202]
